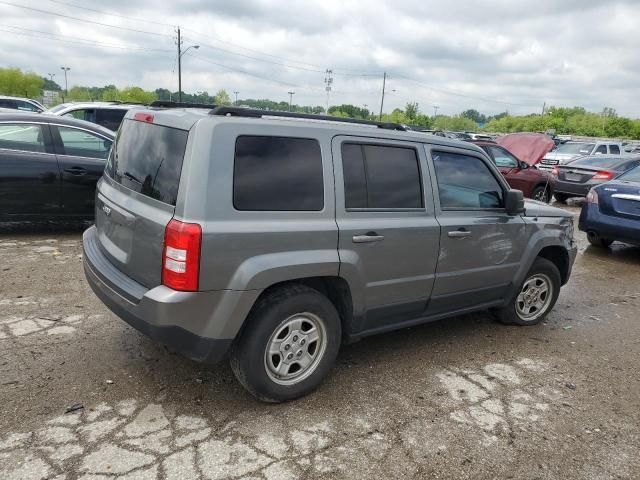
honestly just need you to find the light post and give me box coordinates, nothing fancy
[287,91,295,111]
[60,66,70,97]
[176,27,199,103]
[234,91,239,106]
[47,73,55,82]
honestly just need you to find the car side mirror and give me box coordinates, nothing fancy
[519,161,529,169]
[505,189,525,215]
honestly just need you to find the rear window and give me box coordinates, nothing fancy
[618,165,640,182]
[570,157,625,169]
[106,119,188,205]
[556,143,594,154]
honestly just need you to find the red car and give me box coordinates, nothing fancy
[470,140,555,203]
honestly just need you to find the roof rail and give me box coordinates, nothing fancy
[150,100,218,109]
[209,106,408,131]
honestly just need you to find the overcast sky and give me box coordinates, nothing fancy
[1,0,639,117]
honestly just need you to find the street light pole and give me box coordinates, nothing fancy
[433,105,439,118]
[234,91,239,106]
[47,73,55,82]
[60,66,70,98]
[175,27,199,103]
[379,71,387,121]
[288,91,295,111]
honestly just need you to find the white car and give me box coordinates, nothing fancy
[0,95,45,113]
[538,141,623,171]
[45,102,143,131]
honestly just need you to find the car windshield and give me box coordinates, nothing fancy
[555,143,595,154]
[570,157,625,169]
[617,165,640,182]
[47,104,69,114]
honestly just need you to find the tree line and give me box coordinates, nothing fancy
[1,67,638,139]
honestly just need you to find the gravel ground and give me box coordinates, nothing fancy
[1,203,639,479]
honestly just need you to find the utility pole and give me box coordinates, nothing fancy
[433,105,439,118]
[379,72,387,121]
[324,69,333,113]
[287,91,295,111]
[176,27,182,102]
[60,66,70,98]
[234,91,239,106]
[541,101,546,116]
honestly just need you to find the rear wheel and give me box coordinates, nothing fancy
[532,185,551,203]
[587,231,613,248]
[492,257,561,326]
[230,284,341,402]
[554,193,569,203]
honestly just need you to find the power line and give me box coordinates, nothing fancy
[0,24,173,52]
[0,1,168,37]
[42,0,175,28]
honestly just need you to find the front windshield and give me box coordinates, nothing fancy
[556,143,595,154]
[46,104,68,114]
[617,165,640,182]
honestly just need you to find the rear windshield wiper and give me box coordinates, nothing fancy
[123,171,143,184]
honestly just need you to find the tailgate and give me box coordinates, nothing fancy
[95,118,189,288]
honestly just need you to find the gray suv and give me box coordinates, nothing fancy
[83,106,577,402]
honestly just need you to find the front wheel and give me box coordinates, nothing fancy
[532,185,551,203]
[587,231,613,248]
[492,257,561,326]
[230,284,341,402]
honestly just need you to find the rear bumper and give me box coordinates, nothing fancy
[82,226,260,363]
[555,181,592,197]
[578,204,640,246]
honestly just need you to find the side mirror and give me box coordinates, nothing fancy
[519,161,529,169]
[505,189,525,215]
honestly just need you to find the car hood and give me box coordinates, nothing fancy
[497,133,555,166]
[523,199,569,217]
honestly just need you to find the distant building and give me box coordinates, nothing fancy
[42,90,61,107]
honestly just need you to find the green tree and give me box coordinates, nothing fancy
[404,102,419,121]
[0,68,44,97]
[213,89,231,106]
[118,86,157,104]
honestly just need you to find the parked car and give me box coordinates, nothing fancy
[538,141,623,172]
[0,112,114,220]
[45,102,142,131]
[470,140,556,202]
[496,133,555,167]
[552,155,640,203]
[445,131,472,140]
[0,95,45,113]
[623,143,640,154]
[83,106,577,402]
[579,165,640,248]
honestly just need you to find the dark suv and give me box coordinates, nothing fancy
[83,106,577,402]
[471,140,555,203]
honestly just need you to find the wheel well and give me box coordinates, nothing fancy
[255,277,354,334]
[537,246,570,285]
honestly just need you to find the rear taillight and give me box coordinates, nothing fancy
[586,189,599,204]
[592,170,615,181]
[162,219,202,291]
[133,112,154,123]
[551,166,560,177]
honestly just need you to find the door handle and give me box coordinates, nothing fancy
[64,166,87,176]
[352,232,385,243]
[448,229,471,238]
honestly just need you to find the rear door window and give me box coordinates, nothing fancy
[342,143,423,209]
[233,136,324,211]
[57,126,112,159]
[0,123,46,152]
[433,151,504,209]
[594,145,607,154]
[96,109,127,131]
[609,145,620,154]
[107,119,188,205]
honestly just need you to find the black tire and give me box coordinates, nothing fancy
[554,193,569,204]
[586,231,613,248]
[229,284,341,402]
[492,257,561,326]
[532,185,551,203]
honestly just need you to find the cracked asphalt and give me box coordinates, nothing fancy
[1,202,639,479]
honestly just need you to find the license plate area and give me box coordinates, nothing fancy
[564,173,582,182]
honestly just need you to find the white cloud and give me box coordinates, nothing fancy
[1,0,638,117]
